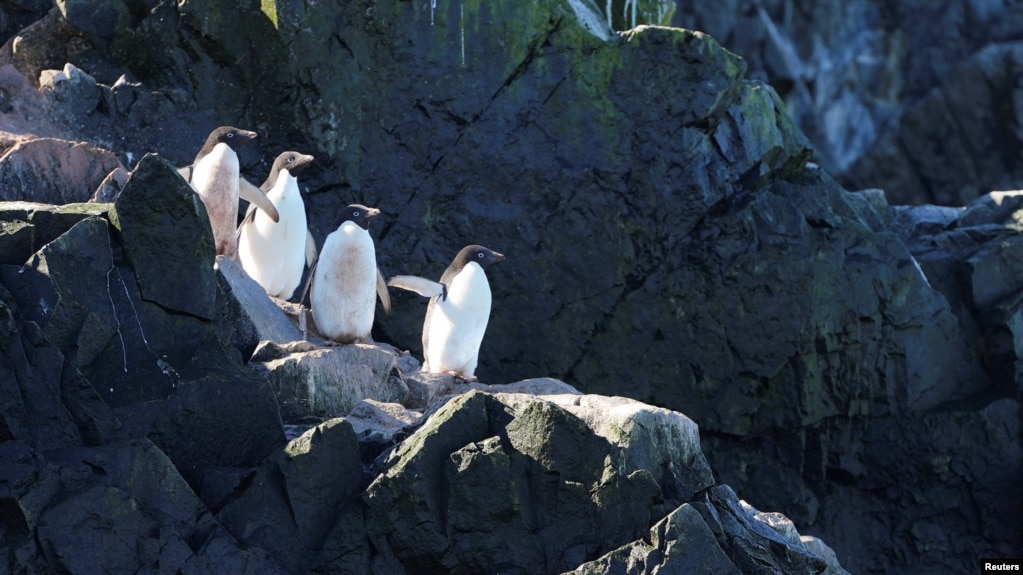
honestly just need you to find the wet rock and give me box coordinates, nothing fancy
[595,0,676,31]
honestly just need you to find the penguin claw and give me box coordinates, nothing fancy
[449,372,477,383]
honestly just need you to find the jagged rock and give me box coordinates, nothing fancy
[0,1,1013,573]
[0,135,124,202]
[0,154,285,490]
[0,438,284,575]
[109,152,216,320]
[214,255,303,358]
[672,2,1023,207]
[347,398,422,458]
[0,286,84,451]
[0,200,109,264]
[594,0,676,31]
[251,339,408,422]
[90,165,128,202]
[217,418,364,573]
[363,390,716,574]
[550,394,713,502]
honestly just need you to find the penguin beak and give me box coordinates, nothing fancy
[492,251,505,262]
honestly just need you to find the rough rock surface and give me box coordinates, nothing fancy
[0,1,1016,574]
[672,1,1023,207]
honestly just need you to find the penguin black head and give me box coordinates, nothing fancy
[331,203,381,231]
[204,126,258,152]
[453,244,505,270]
[270,151,315,180]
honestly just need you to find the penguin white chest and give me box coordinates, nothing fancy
[238,174,307,299]
[191,143,240,256]
[310,222,378,343]
[425,263,492,377]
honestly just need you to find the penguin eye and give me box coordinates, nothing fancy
[226,132,234,139]
[353,211,360,217]
[477,252,485,259]
[287,157,295,163]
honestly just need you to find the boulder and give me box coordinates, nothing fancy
[214,255,304,358]
[0,136,124,203]
[216,418,364,574]
[363,389,716,574]
[251,339,409,423]
[0,200,109,265]
[0,438,285,575]
[109,152,217,320]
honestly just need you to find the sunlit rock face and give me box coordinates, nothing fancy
[0,1,1018,574]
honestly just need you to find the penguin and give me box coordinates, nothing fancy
[236,151,316,300]
[387,244,504,380]
[307,204,391,344]
[186,126,278,257]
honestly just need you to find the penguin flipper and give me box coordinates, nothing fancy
[178,165,193,183]
[305,231,318,268]
[239,177,280,223]
[235,203,257,239]
[386,275,446,299]
[377,269,391,313]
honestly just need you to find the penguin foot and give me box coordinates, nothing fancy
[449,372,478,383]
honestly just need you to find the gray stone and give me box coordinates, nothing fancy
[215,255,303,359]
[252,339,409,422]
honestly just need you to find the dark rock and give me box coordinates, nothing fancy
[0,200,109,264]
[0,287,82,451]
[109,152,216,320]
[217,418,364,574]
[0,437,285,575]
[672,2,1023,208]
[363,390,715,574]
[0,1,1010,573]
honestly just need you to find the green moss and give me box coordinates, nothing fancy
[260,0,278,28]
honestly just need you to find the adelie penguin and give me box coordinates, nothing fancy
[388,244,504,381]
[185,126,279,257]
[236,151,317,300]
[305,204,391,344]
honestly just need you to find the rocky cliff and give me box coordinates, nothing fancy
[674,1,1023,207]
[0,1,1019,574]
